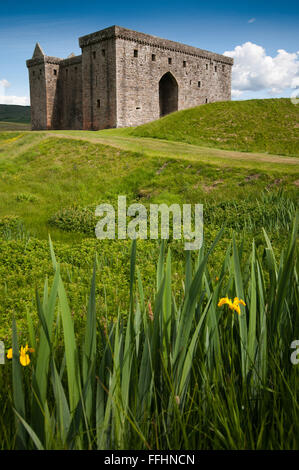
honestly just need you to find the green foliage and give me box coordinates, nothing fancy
[0,103,298,450]
[1,214,298,449]
[48,205,96,234]
[205,189,297,232]
[15,193,39,203]
[0,215,21,230]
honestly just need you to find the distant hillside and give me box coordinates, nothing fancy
[129,98,299,157]
[0,104,31,123]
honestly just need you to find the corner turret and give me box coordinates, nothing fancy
[26,44,62,129]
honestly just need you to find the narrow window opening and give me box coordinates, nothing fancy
[134,49,138,57]
[214,65,217,72]
[206,64,209,70]
[152,54,156,61]
[39,69,42,75]
[198,81,201,88]
[93,51,96,59]
[97,99,101,108]
[222,64,225,71]
[136,107,141,110]
[53,69,57,76]
[168,57,172,65]
[205,98,208,103]
[102,49,106,57]
[75,67,77,73]
[183,60,186,68]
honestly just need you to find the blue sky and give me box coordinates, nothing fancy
[0,0,299,104]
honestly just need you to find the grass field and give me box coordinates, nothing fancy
[0,98,298,450]
[0,104,30,124]
[129,98,299,157]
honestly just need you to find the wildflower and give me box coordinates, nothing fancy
[6,348,12,359]
[6,344,35,366]
[218,296,246,315]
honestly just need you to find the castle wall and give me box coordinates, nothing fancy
[114,27,233,127]
[44,59,61,129]
[58,56,82,129]
[80,30,117,130]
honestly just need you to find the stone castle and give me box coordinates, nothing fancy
[26,25,233,130]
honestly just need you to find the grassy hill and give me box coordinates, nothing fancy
[0,104,30,123]
[129,98,299,157]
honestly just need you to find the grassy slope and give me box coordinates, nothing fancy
[129,98,299,157]
[0,132,298,240]
[0,104,30,123]
[0,102,298,449]
[0,131,298,337]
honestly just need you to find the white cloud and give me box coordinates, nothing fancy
[224,42,299,97]
[248,18,256,24]
[0,78,29,106]
[0,95,30,106]
[0,79,11,89]
[231,89,244,98]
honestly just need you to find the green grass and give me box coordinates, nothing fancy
[0,129,298,341]
[0,104,30,124]
[128,98,299,157]
[0,122,31,131]
[0,99,298,449]
[0,133,298,241]
[0,219,298,449]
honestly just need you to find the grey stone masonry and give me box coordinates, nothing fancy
[27,26,233,130]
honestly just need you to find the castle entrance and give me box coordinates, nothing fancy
[159,72,178,117]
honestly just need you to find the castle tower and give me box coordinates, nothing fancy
[79,26,117,130]
[26,43,61,130]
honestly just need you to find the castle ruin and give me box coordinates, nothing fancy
[26,25,233,130]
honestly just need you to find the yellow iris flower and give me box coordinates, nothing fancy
[7,344,35,366]
[6,348,13,359]
[218,296,246,315]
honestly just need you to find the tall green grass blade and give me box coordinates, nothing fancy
[82,258,97,426]
[232,235,248,380]
[13,410,44,450]
[247,241,257,379]
[11,316,26,449]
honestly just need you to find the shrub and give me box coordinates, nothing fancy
[48,205,97,235]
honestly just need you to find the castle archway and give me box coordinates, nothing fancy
[159,72,178,117]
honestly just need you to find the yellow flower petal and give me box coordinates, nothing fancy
[233,304,241,315]
[218,297,229,307]
[7,348,13,360]
[20,352,30,367]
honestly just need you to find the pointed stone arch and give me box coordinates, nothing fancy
[159,72,178,117]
